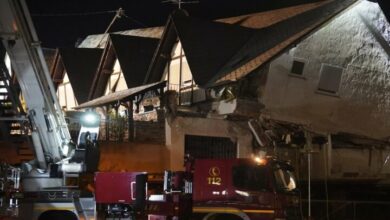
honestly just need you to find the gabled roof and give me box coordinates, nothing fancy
[55,48,103,104]
[174,11,256,86]
[110,34,159,88]
[50,50,66,89]
[89,34,159,100]
[145,0,356,87]
[217,1,330,29]
[75,81,166,109]
[78,2,330,49]
[214,0,357,85]
[88,39,116,100]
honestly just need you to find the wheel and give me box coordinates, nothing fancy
[207,214,243,220]
[38,210,78,220]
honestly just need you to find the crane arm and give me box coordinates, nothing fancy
[0,0,71,169]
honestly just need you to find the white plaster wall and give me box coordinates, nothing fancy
[262,1,390,139]
[57,73,78,109]
[104,60,127,95]
[166,42,193,90]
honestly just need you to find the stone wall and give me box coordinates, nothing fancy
[133,119,165,144]
[98,110,165,144]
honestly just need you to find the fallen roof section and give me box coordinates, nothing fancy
[57,48,103,104]
[78,26,164,49]
[75,81,166,109]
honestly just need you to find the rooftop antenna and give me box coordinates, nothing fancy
[162,0,199,9]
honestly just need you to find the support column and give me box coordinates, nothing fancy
[327,134,332,176]
[128,100,134,142]
[105,106,109,141]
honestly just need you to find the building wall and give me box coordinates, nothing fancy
[166,116,254,170]
[276,144,390,181]
[262,1,390,139]
[104,60,127,95]
[259,1,390,181]
[98,141,169,172]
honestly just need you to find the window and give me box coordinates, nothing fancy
[290,60,305,76]
[232,165,269,191]
[318,64,343,94]
[274,168,297,192]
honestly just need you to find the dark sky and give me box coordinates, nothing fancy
[27,0,328,48]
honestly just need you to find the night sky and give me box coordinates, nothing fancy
[27,0,325,48]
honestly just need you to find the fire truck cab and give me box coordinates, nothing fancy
[189,158,300,220]
[95,157,301,220]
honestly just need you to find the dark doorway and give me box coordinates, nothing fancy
[184,135,237,159]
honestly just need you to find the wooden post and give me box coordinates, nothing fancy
[128,100,134,142]
[105,106,109,141]
[159,87,164,108]
[178,46,183,105]
[190,79,194,105]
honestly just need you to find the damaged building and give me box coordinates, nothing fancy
[49,0,390,193]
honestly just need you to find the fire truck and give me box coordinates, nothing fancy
[0,0,100,219]
[95,156,301,220]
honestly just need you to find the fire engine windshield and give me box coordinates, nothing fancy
[274,168,297,192]
[232,165,269,191]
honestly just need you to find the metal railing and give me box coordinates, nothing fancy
[167,83,207,106]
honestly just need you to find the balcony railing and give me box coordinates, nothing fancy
[167,83,207,106]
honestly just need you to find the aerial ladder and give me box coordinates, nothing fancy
[0,0,100,219]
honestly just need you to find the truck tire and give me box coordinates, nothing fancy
[38,210,78,220]
[206,214,243,220]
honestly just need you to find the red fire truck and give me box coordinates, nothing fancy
[95,156,301,220]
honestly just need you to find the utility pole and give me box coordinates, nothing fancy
[96,8,125,47]
[304,130,313,220]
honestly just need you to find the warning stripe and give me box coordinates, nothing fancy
[193,206,274,214]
